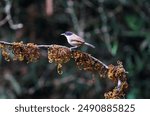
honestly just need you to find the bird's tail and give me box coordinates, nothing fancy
[84,42,95,48]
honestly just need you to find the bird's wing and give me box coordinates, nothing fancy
[71,34,85,43]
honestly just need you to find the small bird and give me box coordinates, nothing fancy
[61,31,95,49]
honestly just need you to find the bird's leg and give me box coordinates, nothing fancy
[69,46,78,51]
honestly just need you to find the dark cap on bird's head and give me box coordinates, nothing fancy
[61,31,73,36]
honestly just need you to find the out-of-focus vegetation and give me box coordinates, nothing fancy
[0,0,150,99]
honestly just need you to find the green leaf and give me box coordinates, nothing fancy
[105,40,118,56]
[125,15,144,31]
[110,41,118,56]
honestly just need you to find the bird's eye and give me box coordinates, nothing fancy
[65,31,73,36]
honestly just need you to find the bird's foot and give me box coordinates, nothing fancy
[69,46,78,51]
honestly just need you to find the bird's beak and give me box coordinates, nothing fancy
[61,33,65,36]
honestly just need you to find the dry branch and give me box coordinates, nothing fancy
[0,41,128,99]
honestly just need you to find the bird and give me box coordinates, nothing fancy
[61,31,95,50]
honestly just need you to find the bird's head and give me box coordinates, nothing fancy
[61,31,73,37]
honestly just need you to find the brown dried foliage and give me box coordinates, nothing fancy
[107,61,127,83]
[104,61,128,99]
[72,51,108,78]
[0,42,40,62]
[0,42,128,99]
[12,42,40,62]
[104,82,128,99]
[0,44,11,61]
[48,45,71,74]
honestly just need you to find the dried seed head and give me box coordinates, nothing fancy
[94,62,108,78]
[12,42,40,62]
[108,61,127,83]
[48,45,71,75]
[0,44,10,62]
[106,61,128,99]
[2,49,10,62]
[104,87,126,99]
[57,63,63,75]
[72,51,95,72]
[24,43,40,62]
[12,42,25,61]
[48,45,71,64]
[72,51,108,78]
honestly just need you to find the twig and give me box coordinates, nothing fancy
[0,41,13,46]
[0,0,23,30]
[0,41,69,49]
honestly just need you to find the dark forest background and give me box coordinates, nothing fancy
[0,0,150,99]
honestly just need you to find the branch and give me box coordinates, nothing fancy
[0,0,23,29]
[0,41,128,99]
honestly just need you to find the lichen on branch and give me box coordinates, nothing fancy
[0,41,128,99]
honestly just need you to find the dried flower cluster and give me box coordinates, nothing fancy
[47,45,108,78]
[104,81,128,99]
[0,44,10,61]
[104,61,128,99]
[72,51,108,78]
[107,61,127,83]
[12,42,40,62]
[0,42,40,63]
[0,41,128,99]
[48,45,71,74]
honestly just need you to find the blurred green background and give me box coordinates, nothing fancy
[0,0,150,99]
